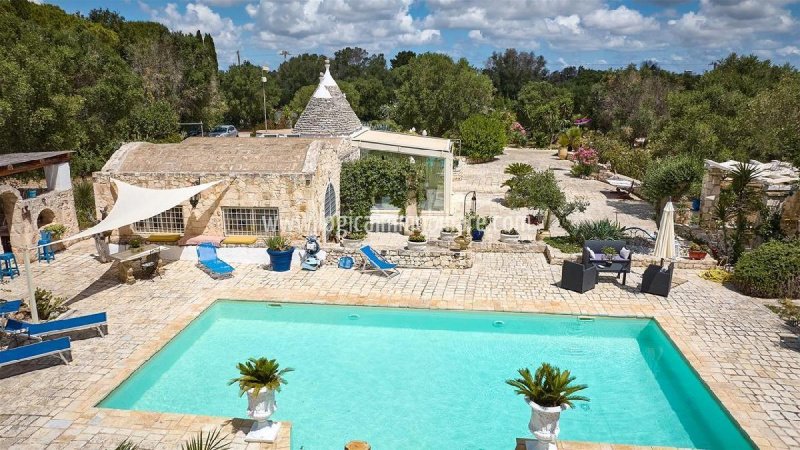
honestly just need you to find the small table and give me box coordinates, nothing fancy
[110,244,166,284]
[588,255,632,285]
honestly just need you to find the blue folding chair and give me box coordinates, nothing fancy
[196,242,234,278]
[358,245,400,278]
[37,239,55,263]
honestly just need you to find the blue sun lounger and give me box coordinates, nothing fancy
[4,312,107,339]
[0,337,71,368]
[196,242,234,278]
[0,300,22,316]
[359,245,400,278]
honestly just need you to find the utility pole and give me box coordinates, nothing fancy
[236,50,240,65]
[279,50,291,61]
[262,65,270,132]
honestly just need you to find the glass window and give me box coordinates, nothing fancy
[324,184,336,218]
[222,207,279,236]
[134,206,185,233]
[359,149,445,212]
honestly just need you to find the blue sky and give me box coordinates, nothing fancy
[45,0,800,72]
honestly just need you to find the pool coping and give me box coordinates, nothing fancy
[83,291,758,450]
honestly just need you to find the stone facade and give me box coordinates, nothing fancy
[93,139,358,242]
[0,183,79,259]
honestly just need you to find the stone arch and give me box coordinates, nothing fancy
[37,208,56,229]
[0,189,20,253]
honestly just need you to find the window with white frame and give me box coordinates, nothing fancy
[222,207,280,236]
[324,183,336,219]
[134,206,185,233]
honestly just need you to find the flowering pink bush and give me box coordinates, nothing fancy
[570,146,598,177]
[509,122,528,147]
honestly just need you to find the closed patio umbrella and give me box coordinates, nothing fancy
[652,201,676,262]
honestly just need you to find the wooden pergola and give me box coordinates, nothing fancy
[0,151,72,177]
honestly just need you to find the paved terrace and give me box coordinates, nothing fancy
[0,240,798,449]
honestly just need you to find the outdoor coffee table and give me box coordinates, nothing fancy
[110,244,166,284]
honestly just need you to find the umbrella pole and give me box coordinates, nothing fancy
[23,247,39,323]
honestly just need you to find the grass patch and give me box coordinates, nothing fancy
[544,236,581,254]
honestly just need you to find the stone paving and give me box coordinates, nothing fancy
[0,149,798,450]
[0,239,798,449]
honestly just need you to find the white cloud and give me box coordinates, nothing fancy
[194,0,249,6]
[246,0,439,54]
[468,30,485,41]
[778,45,800,56]
[146,3,242,64]
[583,6,659,34]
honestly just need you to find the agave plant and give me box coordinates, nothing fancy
[228,357,293,397]
[569,219,626,245]
[114,441,140,450]
[181,429,231,450]
[506,362,589,408]
[504,163,534,177]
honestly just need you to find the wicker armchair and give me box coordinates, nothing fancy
[560,261,598,293]
[641,262,674,297]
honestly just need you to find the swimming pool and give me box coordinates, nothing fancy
[100,301,753,449]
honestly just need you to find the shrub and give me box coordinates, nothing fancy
[569,219,626,244]
[766,298,800,328]
[42,223,66,240]
[733,241,800,298]
[504,168,588,233]
[587,132,652,180]
[543,236,582,254]
[569,146,598,178]
[33,288,67,320]
[641,155,703,222]
[509,122,528,147]
[459,114,508,162]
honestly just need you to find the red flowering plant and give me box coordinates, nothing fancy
[570,146,599,177]
[509,122,528,147]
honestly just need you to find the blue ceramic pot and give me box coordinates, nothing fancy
[267,247,294,272]
[471,229,485,242]
[691,198,701,212]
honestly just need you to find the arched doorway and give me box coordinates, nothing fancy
[37,208,55,229]
[0,192,18,253]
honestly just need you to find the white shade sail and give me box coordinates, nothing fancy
[652,201,676,261]
[53,179,222,245]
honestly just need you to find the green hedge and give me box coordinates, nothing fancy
[733,241,800,298]
[459,114,507,162]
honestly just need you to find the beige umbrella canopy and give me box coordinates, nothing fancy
[652,201,676,262]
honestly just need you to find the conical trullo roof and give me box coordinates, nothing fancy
[293,59,363,136]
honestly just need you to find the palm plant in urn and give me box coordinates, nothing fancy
[506,363,588,450]
[229,357,293,442]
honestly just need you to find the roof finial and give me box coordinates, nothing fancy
[319,72,324,82]
[325,59,330,72]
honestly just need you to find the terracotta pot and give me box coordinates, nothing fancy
[557,147,568,160]
[688,250,707,260]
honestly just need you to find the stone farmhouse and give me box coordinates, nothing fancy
[93,60,453,243]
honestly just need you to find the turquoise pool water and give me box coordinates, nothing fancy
[100,301,753,449]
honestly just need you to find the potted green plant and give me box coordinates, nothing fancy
[500,228,520,243]
[341,230,367,250]
[408,227,427,251]
[452,233,470,251]
[128,237,142,253]
[506,362,588,449]
[229,357,293,443]
[601,246,617,265]
[688,242,708,260]
[467,212,493,242]
[557,127,582,160]
[440,226,459,241]
[266,235,294,272]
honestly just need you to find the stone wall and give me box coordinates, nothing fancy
[0,184,79,258]
[544,245,718,269]
[326,246,474,269]
[93,139,356,241]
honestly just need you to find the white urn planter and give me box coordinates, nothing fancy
[407,240,427,251]
[439,230,459,241]
[499,233,520,244]
[244,388,281,443]
[525,399,568,450]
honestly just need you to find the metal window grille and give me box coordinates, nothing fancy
[134,206,184,233]
[222,207,279,236]
[324,183,336,218]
